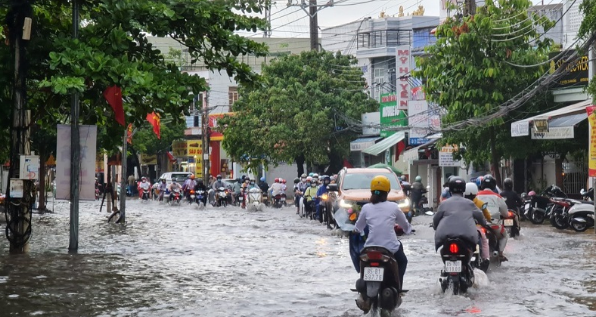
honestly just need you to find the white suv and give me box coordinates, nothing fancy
[158,172,193,187]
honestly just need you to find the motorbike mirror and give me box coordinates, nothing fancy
[481,203,488,210]
[327,184,339,192]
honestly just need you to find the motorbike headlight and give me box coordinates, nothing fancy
[397,198,410,209]
[339,199,355,209]
[321,193,328,201]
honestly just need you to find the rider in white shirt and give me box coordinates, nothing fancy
[269,178,284,196]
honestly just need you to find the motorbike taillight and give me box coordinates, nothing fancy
[449,243,459,254]
[366,251,383,260]
[508,211,514,218]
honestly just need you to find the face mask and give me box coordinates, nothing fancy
[250,182,255,185]
[311,183,316,187]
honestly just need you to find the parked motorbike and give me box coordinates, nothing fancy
[246,188,265,212]
[354,247,403,315]
[439,238,475,295]
[216,187,228,207]
[526,190,555,224]
[568,198,595,232]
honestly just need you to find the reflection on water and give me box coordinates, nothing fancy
[0,200,596,316]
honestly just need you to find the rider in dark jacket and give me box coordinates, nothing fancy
[410,176,425,214]
[499,178,522,211]
[433,177,487,253]
[194,179,208,205]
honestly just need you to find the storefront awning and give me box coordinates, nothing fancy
[511,99,591,137]
[350,136,382,152]
[363,132,405,156]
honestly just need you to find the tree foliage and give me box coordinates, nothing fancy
[0,0,269,161]
[220,50,377,175]
[415,0,556,184]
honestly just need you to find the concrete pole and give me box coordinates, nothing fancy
[68,0,81,253]
[309,0,318,51]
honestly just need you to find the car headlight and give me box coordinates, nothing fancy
[339,199,355,209]
[397,198,410,209]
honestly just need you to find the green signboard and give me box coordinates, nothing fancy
[380,92,408,137]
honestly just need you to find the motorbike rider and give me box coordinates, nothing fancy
[157,179,168,201]
[433,177,488,259]
[138,177,151,199]
[248,178,259,190]
[182,174,197,202]
[293,178,301,214]
[497,177,522,235]
[410,176,425,215]
[194,178,208,206]
[464,182,491,265]
[269,178,284,203]
[477,175,509,261]
[303,179,318,214]
[168,179,183,202]
[258,177,269,193]
[353,175,412,296]
[315,176,332,223]
[232,178,243,204]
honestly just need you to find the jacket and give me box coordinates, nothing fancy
[499,189,523,211]
[433,195,487,250]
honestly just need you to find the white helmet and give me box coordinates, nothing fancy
[464,182,478,196]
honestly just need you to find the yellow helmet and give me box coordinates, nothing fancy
[370,175,390,193]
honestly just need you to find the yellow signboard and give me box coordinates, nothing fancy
[587,106,596,177]
[172,140,187,157]
[171,140,205,178]
[140,153,157,165]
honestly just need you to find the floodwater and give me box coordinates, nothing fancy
[0,198,595,316]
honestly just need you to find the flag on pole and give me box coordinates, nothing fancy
[146,112,161,139]
[126,123,133,144]
[103,86,125,126]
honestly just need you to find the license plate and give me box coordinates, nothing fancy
[504,219,514,226]
[239,197,243,201]
[191,195,195,199]
[363,267,384,281]
[423,203,429,208]
[445,260,461,273]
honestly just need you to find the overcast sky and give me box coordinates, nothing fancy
[235,0,561,38]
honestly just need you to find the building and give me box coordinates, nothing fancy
[146,36,311,181]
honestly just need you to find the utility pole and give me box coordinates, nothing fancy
[309,0,319,50]
[69,0,81,253]
[6,1,33,253]
[201,92,210,185]
[264,2,272,38]
[119,128,128,223]
[463,0,477,17]
[287,1,335,51]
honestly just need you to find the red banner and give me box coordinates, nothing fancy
[587,106,596,177]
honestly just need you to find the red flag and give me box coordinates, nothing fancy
[146,112,161,139]
[126,123,133,144]
[394,140,406,162]
[104,86,125,126]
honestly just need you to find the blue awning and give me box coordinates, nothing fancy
[350,137,382,152]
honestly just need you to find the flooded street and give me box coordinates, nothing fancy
[1,198,596,316]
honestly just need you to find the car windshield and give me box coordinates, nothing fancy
[342,172,401,191]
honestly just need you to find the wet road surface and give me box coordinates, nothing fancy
[1,198,595,316]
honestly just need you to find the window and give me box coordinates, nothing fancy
[228,87,238,111]
[342,172,401,190]
[358,33,370,48]
[386,31,399,47]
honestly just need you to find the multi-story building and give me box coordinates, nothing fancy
[147,36,311,181]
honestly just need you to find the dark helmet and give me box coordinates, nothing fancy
[503,178,513,190]
[448,176,466,194]
[481,175,496,190]
[294,177,300,184]
[322,175,331,184]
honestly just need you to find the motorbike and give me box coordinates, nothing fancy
[320,192,336,229]
[216,187,228,207]
[169,189,181,205]
[246,188,265,212]
[141,188,150,202]
[568,192,595,232]
[503,209,520,238]
[272,194,283,208]
[234,192,244,207]
[354,247,403,315]
[188,189,196,204]
[581,188,594,201]
[195,189,206,207]
[439,238,475,295]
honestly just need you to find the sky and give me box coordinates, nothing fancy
[235,0,562,39]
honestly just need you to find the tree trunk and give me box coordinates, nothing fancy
[37,149,47,212]
[489,127,502,187]
[295,155,305,177]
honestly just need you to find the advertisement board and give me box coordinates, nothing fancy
[549,50,589,88]
[380,93,407,137]
[55,125,97,201]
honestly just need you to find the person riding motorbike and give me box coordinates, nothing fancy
[464,182,491,265]
[182,174,197,202]
[194,178,208,206]
[168,179,183,202]
[258,177,269,194]
[433,177,488,258]
[410,176,425,215]
[353,175,412,297]
[138,177,151,199]
[303,179,318,214]
[157,179,168,201]
[212,174,225,190]
[269,178,284,203]
[293,177,301,214]
[315,175,332,223]
[477,175,509,261]
[497,177,522,236]
[248,178,259,190]
[232,178,243,204]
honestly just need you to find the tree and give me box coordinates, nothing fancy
[415,0,555,185]
[219,50,378,176]
[0,0,269,195]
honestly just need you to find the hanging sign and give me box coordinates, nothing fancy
[586,106,596,177]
